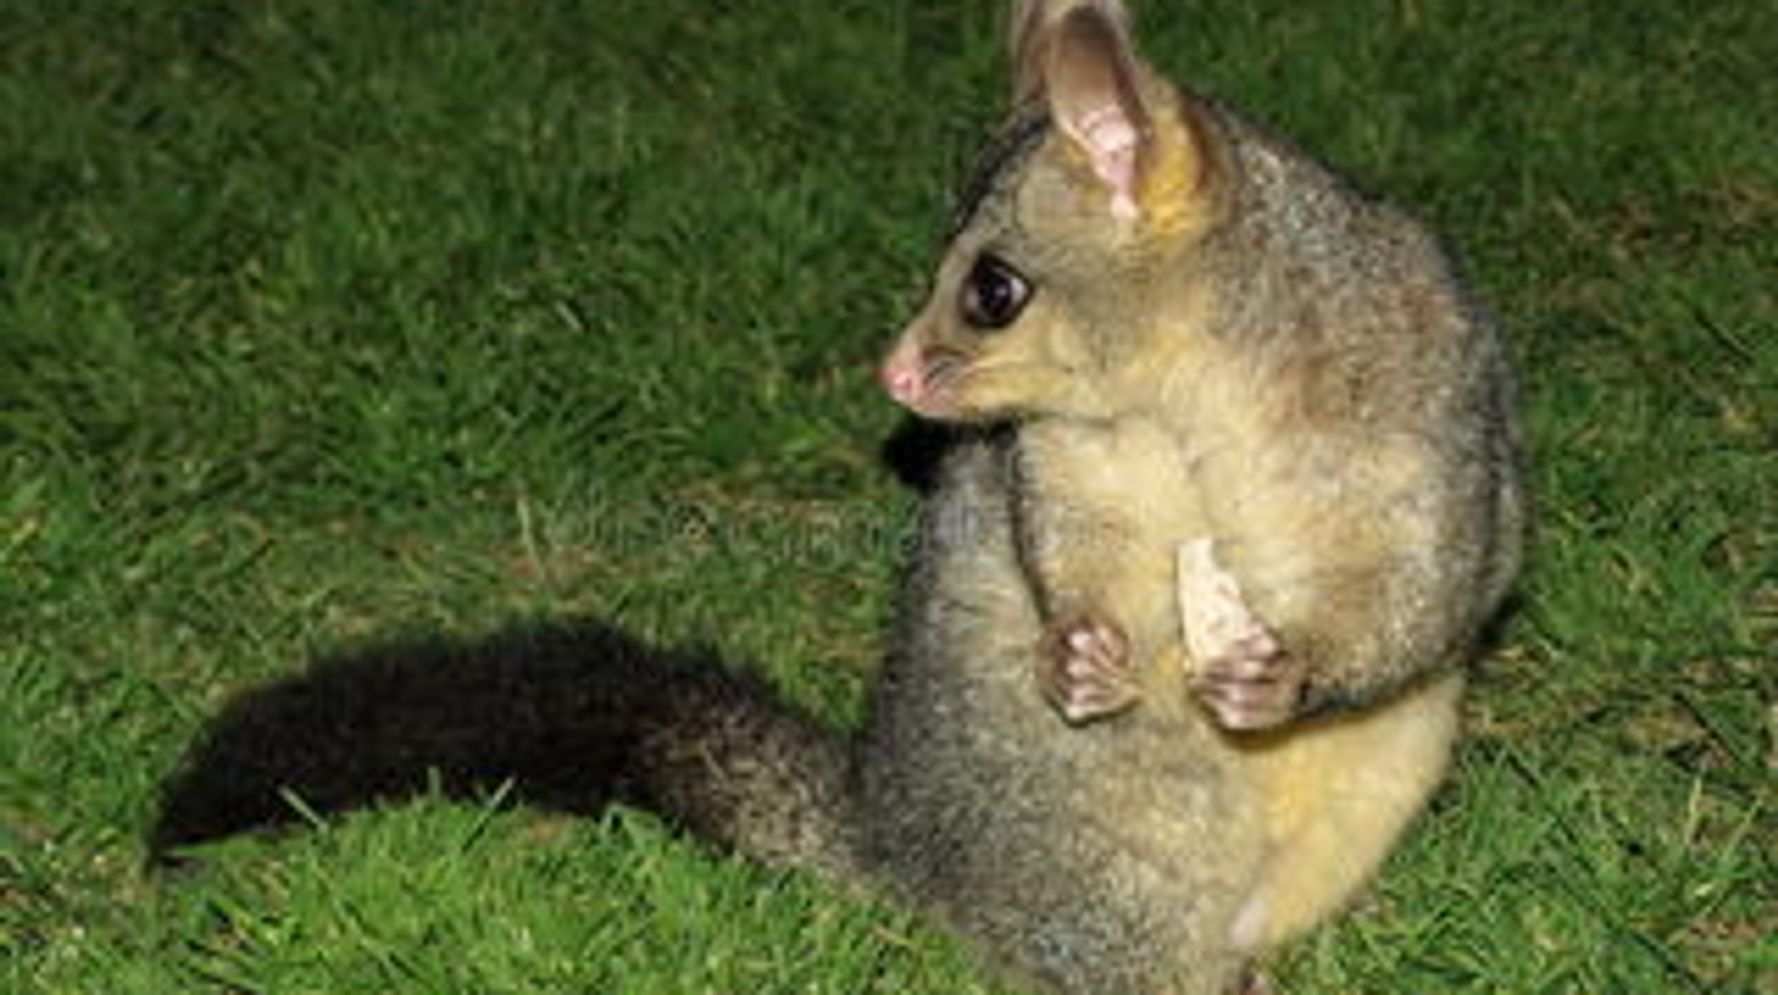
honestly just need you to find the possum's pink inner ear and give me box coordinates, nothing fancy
[1043,6,1151,218]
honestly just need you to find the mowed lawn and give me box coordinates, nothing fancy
[2,0,1772,992]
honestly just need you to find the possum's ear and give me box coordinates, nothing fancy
[1043,4,1149,219]
[1013,0,1221,231]
[1010,0,1133,104]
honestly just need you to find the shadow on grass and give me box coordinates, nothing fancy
[149,620,798,865]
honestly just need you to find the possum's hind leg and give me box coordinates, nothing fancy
[1228,671,1464,952]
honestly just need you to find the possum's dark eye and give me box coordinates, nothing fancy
[959,253,1032,331]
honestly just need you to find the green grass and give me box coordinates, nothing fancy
[2,0,1772,991]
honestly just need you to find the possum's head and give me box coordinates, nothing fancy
[880,0,1232,423]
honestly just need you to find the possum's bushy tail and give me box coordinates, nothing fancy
[150,621,860,880]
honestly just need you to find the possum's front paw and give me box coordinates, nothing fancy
[1036,615,1139,725]
[1178,539,1306,732]
[1192,627,1306,732]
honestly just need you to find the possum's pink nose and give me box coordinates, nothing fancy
[880,359,922,408]
[878,334,927,410]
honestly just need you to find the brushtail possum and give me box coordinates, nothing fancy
[153,2,1522,993]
